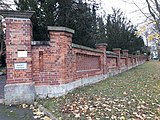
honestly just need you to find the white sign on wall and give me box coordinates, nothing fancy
[18,51,27,57]
[14,63,27,70]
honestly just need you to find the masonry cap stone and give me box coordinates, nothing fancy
[31,41,50,46]
[72,43,103,53]
[48,26,75,34]
[113,48,121,51]
[136,50,141,55]
[122,49,129,52]
[0,10,35,19]
[95,43,108,47]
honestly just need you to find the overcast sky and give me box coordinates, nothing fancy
[96,0,149,26]
[96,0,152,45]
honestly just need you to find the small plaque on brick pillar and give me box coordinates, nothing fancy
[18,51,27,57]
[14,63,27,70]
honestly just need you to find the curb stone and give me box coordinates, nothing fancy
[34,102,57,120]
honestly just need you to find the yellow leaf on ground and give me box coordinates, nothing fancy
[22,104,28,108]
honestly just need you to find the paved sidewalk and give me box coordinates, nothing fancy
[0,75,6,103]
[0,76,41,120]
[0,104,38,120]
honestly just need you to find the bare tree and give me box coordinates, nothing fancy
[122,0,160,60]
[122,0,160,30]
[145,0,160,32]
[144,0,160,60]
[0,0,13,10]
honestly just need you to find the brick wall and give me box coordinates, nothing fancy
[31,39,146,86]
[2,10,147,104]
[6,18,33,84]
[120,57,127,68]
[107,56,117,70]
[1,11,35,105]
[72,45,103,80]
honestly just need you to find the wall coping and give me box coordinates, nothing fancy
[128,55,132,58]
[113,48,121,51]
[72,43,103,53]
[106,51,118,56]
[0,10,35,19]
[122,49,129,52]
[95,43,108,47]
[31,41,50,46]
[120,54,127,58]
[48,26,75,34]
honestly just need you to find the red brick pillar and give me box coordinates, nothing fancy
[131,54,134,66]
[137,50,140,64]
[48,26,75,84]
[135,50,140,65]
[122,50,129,68]
[0,11,35,105]
[113,48,121,69]
[95,43,108,74]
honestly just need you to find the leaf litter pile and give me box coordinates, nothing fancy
[38,61,160,119]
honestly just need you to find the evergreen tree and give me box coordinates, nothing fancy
[96,17,106,44]
[105,8,144,53]
[14,0,98,47]
[14,0,144,52]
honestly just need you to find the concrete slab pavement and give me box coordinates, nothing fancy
[0,75,40,120]
[0,75,6,103]
[0,104,38,120]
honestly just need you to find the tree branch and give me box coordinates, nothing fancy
[154,0,160,14]
[146,0,156,20]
